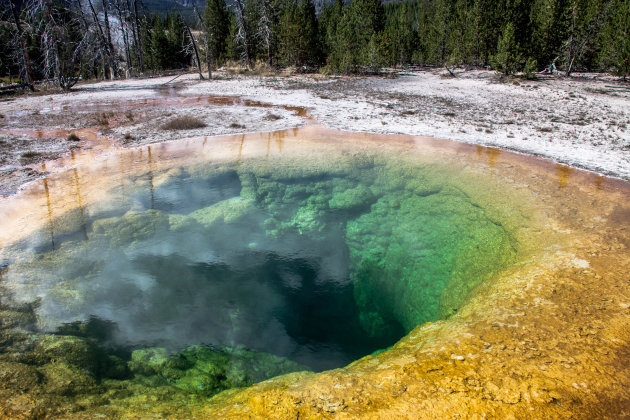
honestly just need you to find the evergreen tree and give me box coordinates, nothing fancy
[600,0,630,78]
[151,17,167,71]
[491,22,521,75]
[297,0,320,66]
[256,0,281,66]
[204,0,231,69]
[426,0,452,64]
[0,24,17,80]
[413,0,432,63]
[226,11,239,61]
[232,0,252,66]
[166,13,190,68]
[448,0,476,66]
[319,0,343,61]
[141,17,155,71]
[530,0,571,70]
[329,0,385,72]
[505,0,533,52]
[0,0,625,84]
[383,1,418,66]
[563,0,611,75]
[278,0,320,67]
[472,0,504,64]
[278,0,299,65]
[244,0,263,62]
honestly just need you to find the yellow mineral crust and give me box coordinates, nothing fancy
[193,249,630,418]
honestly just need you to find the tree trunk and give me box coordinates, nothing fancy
[101,0,116,79]
[8,0,35,91]
[115,0,132,76]
[234,0,251,68]
[87,0,112,79]
[260,0,272,66]
[132,0,144,72]
[193,6,211,79]
[185,22,204,79]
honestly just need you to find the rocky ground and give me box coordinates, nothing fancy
[0,68,628,196]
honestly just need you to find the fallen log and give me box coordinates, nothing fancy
[0,83,27,93]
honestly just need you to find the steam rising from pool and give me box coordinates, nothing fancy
[0,149,517,384]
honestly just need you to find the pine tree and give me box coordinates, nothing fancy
[563,0,611,75]
[141,17,155,71]
[491,22,521,75]
[151,17,170,70]
[232,0,252,66]
[257,0,277,66]
[600,0,630,79]
[278,0,319,67]
[243,0,263,62]
[297,0,320,66]
[204,0,231,69]
[427,0,452,64]
[448,0,475,66]
[471,0,504,64]
[383,1,418,66]
[278,0,300,65]
[530,0,571,71]
[319,0,344,66]
[166,14,190,69]
[329,0,385,72]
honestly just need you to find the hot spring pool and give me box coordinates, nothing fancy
[0,126,628,418]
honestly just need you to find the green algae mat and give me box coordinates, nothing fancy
[0,126,628,418]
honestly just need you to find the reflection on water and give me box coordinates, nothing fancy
[475,145,502,168]
[2,157,410,372]
[0,130,520,380]
[556,163,573,187]
[42,177,56,251]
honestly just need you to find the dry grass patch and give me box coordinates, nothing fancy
[95,112,113,126]
[20,151,43,164]
[160,116,207,131]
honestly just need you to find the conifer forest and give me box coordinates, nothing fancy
[1,0,629,90]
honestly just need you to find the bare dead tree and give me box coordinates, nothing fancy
[184,22,204,79]
[114,0,132,76]
[36,0,86,89]
[101,0,112,47]
[166,1,203,79]
[8,0,35,90]
[193,5,212,79]
[234,0,251,68]
[38,1,60,84]
[86,0,115,79]
[101,0,116,78]
[75,0,104,79]
[131,0,144,72]
[258,0,273,66]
